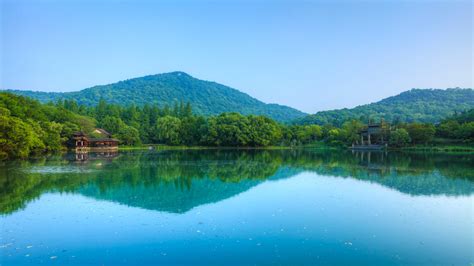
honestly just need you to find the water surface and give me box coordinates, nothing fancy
[1,149,473,265]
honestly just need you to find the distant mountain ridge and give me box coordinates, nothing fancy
[5,72,306,122]
[294,88,474,126]
[6,75,473,124]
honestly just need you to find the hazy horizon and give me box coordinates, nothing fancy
[1,0,472,113]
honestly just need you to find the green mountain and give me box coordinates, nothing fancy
[295,88,474,126]
[78,167,299,214]
[5,72,306,122]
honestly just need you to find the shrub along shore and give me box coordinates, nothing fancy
[1,92,473,160]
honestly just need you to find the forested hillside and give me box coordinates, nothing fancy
[1,92,473,160]
[0,92,319,159]
[6,72,306,122]
[295,88,474,126]
[0,93,95,159]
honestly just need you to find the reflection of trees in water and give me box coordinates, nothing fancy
[284,150,474,196]
[0,150,473,214]
[288,150,473,180]
[0,156,95,215]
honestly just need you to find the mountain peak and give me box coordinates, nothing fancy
[5,72,306,122]
[165,71,193,78]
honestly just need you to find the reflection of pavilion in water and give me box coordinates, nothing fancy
[352,150,391,175]
[74,151,120,162]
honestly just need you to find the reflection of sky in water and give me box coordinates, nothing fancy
[1,172,472,265]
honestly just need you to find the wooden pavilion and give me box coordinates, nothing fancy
[352,123,389,150]
[72,129,119,150]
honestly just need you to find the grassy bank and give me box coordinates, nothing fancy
[118,142,342,151]
[119,142,473,153]
[398,145,474,153]
[118,145,296,151]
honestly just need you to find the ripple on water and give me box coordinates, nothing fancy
[24,166,96,174]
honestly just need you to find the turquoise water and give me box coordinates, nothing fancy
[1,150,473,265]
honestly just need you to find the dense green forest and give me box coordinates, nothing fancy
[7,73,472,125]
[0,93,95,160]
[6,72,306,122]
[295,88,474,126]
[1,92,473,160]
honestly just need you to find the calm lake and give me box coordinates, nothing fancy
[0,149,473,265]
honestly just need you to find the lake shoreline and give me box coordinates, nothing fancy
[2,143,472,162]
[119,143,474,153]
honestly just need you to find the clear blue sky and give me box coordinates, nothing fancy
[1,0,472,113]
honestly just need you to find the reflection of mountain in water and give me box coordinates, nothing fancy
[0,149,473,215]
[79,167,298,213]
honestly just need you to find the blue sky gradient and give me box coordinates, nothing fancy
[1,0,472,112]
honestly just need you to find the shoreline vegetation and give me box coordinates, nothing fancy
[119,143,474,152]
[1,92,473,160]
[7,143,472,162]
[397,145,474,153]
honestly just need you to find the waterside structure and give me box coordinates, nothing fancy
[72,129,119,151]
[352,123,388,150]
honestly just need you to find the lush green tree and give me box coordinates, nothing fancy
[100,116,125,134]
[458,122,474,142]
[327,128,342,144]
[280,126,298,146]
[406,123,436,144]
[389,128,411,147]
[122,105,141,129]
[203,113,251,146]
[95,99,108,121]
[293,125,323,144]
[74,115,96,133]
[341,120,364,145]
[0,111,44,159]
[154,116,182,145]
[117,126,141,146]
[60,122,80,143]
[435,109,474,143]
[437,120,461,139]
[179,116,206,146]
[40,121,64,151]
[247,115,282,146]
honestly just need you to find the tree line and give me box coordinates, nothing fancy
[1,92,473,160]
[295,88,474,126]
